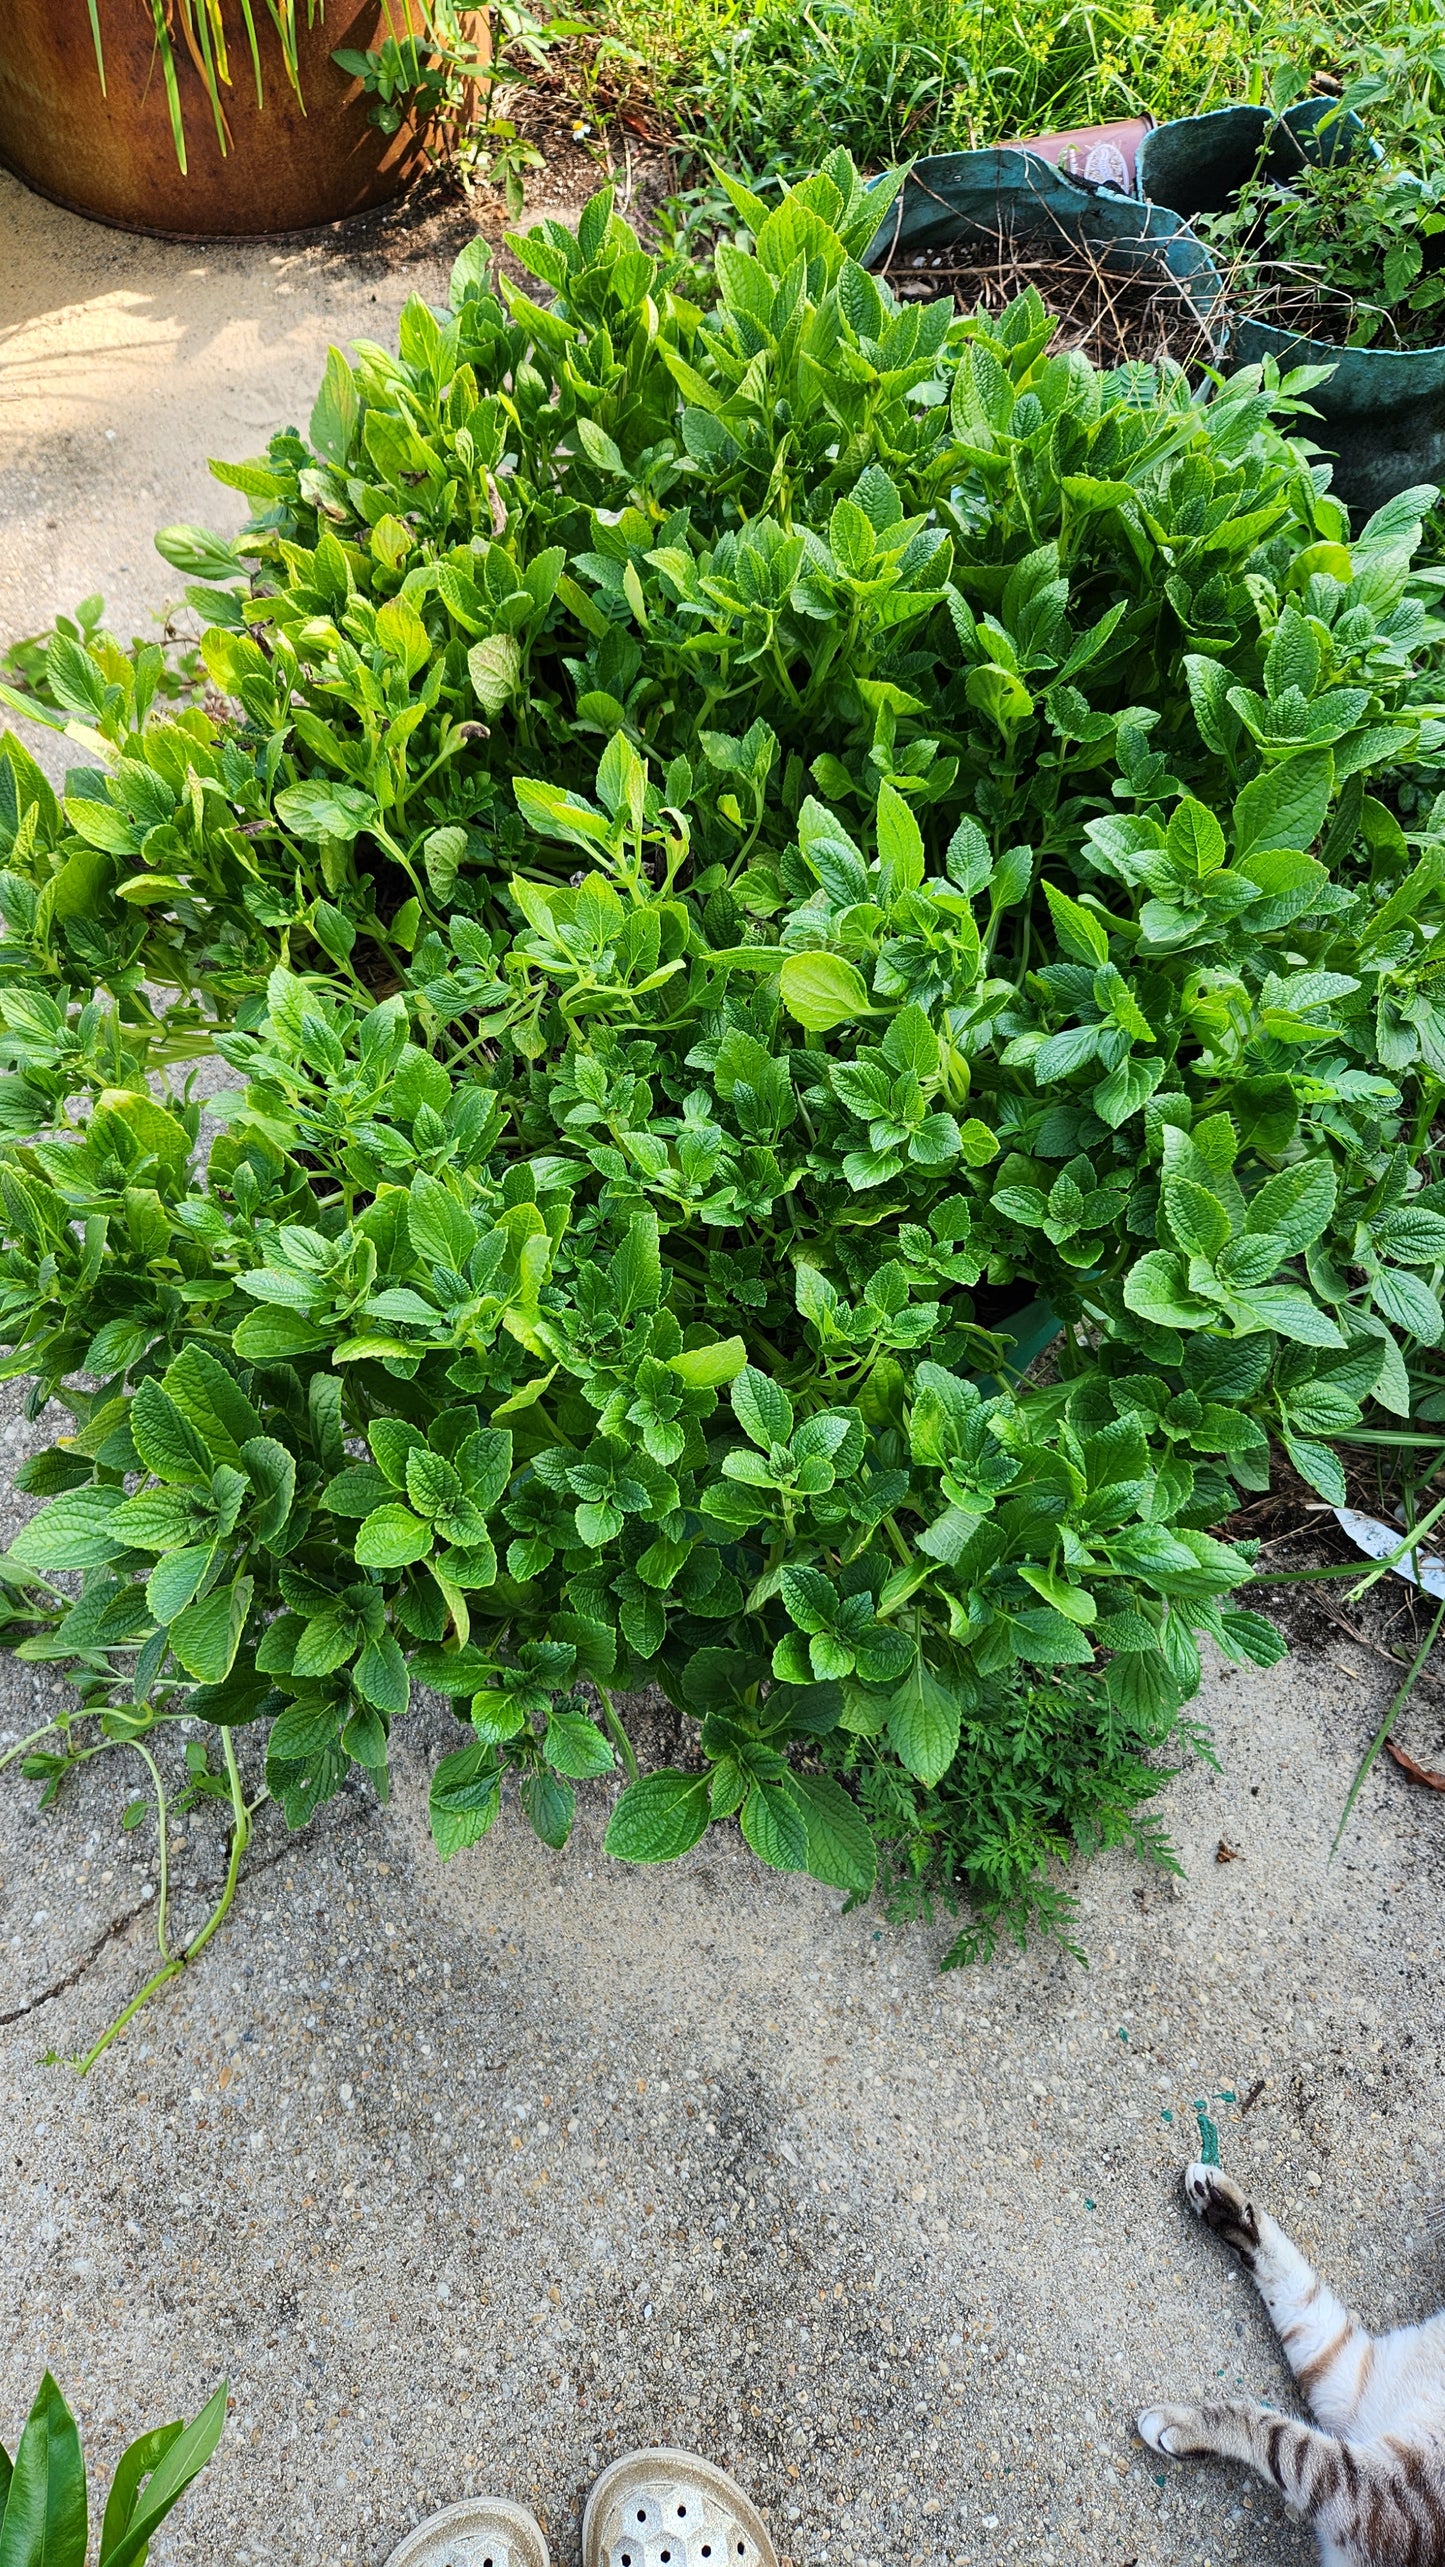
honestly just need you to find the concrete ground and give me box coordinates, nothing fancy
[0,167,458,672]
[1,159,1444,2567]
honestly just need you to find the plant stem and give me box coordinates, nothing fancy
[71,1732,254,2075]
[0,1713,69,1775]
[1247,1561,1383,1584]
[595,1684,639,1781]
[1331,1592,1445,1860]
[128,1739,173,1961]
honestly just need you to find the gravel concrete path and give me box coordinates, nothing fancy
[1,163,1443,2567]
[1,1623,1441,2567]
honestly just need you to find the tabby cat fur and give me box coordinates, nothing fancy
[1138,2161,1445,2564]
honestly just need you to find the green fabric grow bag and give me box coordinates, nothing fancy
[1138,101,1445,514]
[863,148,1226,351]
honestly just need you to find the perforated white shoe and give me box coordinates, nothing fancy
[583,2448,779,2567]
[385,2495,550,2567]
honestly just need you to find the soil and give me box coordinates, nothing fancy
[1227,1452,1445,1794]
[1223,259,1445,353]
[880,227,1221,373]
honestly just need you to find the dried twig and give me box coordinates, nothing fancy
[1315,1598,1445,1693]
[880,215,1219,372]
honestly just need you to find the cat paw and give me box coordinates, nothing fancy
[1182,2161,1260,2258]
[1137,2406,1192,2457]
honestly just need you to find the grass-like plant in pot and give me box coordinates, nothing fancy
[0,0,488,237]
[2,153,1445,2045]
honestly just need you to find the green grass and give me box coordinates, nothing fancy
[592,0,1445,188]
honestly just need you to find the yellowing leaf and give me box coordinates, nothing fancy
[779,951,871,1031]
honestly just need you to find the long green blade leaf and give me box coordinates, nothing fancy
[86,0,107,93]
[99,2385,226,2567]
[98,2425,181,2566]
[0,2376,86,2567]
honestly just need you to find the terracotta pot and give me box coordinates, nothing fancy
[0,0,483,238]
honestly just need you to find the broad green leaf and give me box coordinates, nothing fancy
[169,1577,252,1684]
[163,1348,263,1466]
[1281,1431,1347,1506]
[731,1366,793,1449]
[1373,1267,1443,1345]
[668,1337,746,1387]
[355,1631,409,1717]
[604,1770,710,1863]
[1042,880,1108,965]
[407,1172,477,1272]
[885,1659,963,1786]
[1245,1161,1336,1254]
[1217,1610,1288,1668]
[468,635,523,715]
[789,1769,876,1895]
[429,1742,501,1859]
[355,1505,433,1569]
[608,1212,662,1318]
[1093,1055,1164,1129]
[521,1767,575,1849]
[9,1489,125,1570]
[1231,751,1332,858]
[779,952,871,1031]
[274,779,374,843]
[1018,1564,1096,1624]
[1236,1285,1345,1348]
[874,780,924,889]
[98,2423,182,2566]
[1012,1606,1095,1666]
[543,1708,614,1779]
[232,1306,327,1363]
[739,1777,810,1871]
[146,1544,217,1625]
[310,346,360,466]
[1122,1251,1214,1332]
[408,1645,496,1694]
[1164,1177,1231,1261]
[99,2384,226,2567]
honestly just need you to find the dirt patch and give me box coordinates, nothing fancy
[881,225,1221,372]
[1223,1451,1445,1793]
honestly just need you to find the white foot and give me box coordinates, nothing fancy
[1137,2405,1188,2456]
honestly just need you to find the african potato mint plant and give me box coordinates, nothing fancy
[1,155,1443,1993]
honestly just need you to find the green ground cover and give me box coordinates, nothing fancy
[588,0,1445,195]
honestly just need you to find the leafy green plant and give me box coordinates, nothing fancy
[334,26,456,133]
[2,596,203,721]
[833,1657,1212,1965]
[333,4,551,215]
[1199,124,1445,350]
[1,154,1444,2021]
[565,0,1445,203]
[0,2373,224,2567]
[83,0,477,175]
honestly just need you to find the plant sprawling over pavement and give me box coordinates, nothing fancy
[1,155,1443,1964]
